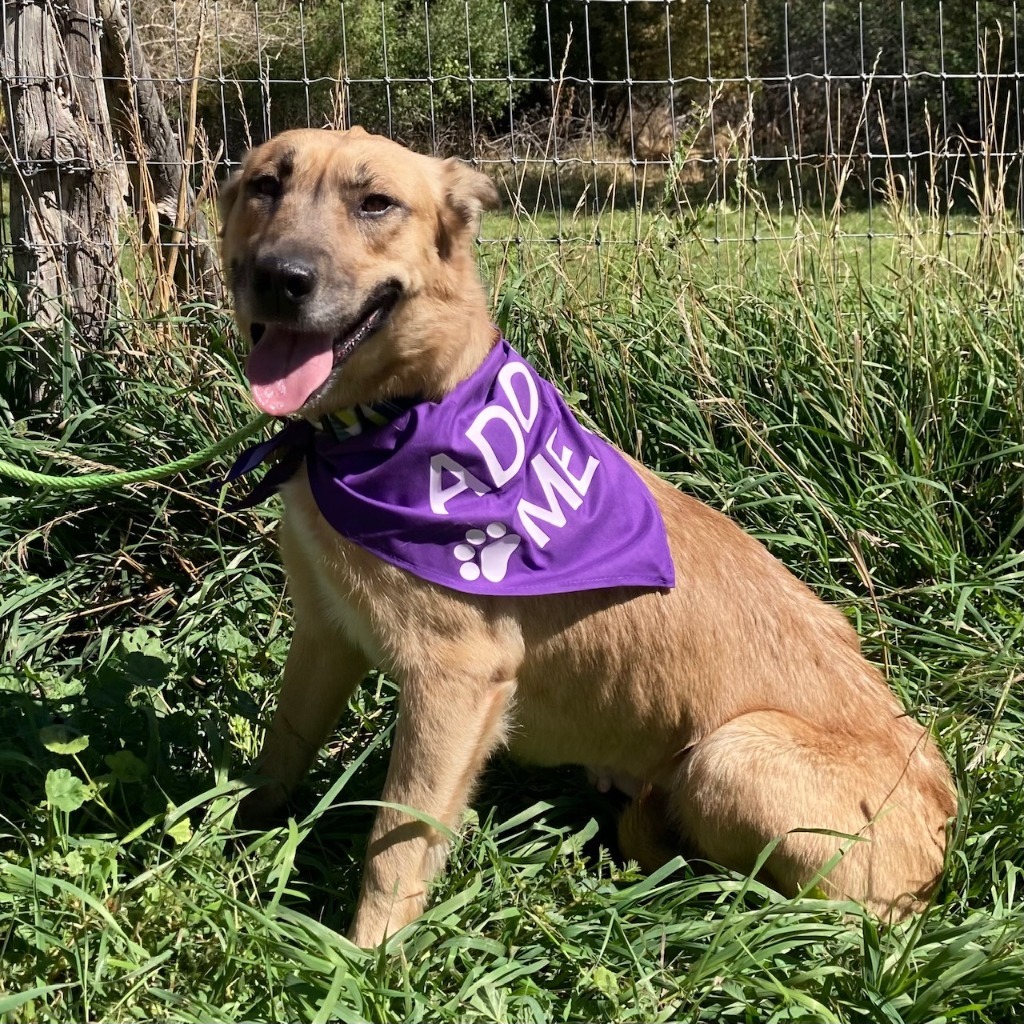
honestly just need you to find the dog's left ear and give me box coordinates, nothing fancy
[436,158,499,259]
[217,167,243,239]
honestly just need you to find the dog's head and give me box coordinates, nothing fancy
[219,127,499,417]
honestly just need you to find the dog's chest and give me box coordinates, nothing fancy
[280,475,392,663]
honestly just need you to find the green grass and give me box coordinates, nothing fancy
[1,204,1023,1022]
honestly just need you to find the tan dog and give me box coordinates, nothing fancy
[219,127,955,948]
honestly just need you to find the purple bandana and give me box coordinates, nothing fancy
[227,338,675,596]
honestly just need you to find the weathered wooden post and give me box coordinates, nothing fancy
[1,0,122,343]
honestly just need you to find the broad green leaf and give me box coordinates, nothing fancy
[105,750,149,782]
[39,724,90,756]
[166,814,193,845]
[45,768,89,812]
[63,850,86,876]
[590,965,620,1001]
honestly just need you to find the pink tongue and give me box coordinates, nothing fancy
[245,325,335,416]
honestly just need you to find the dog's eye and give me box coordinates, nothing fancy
[360,194,396,216]
[249,174,282,199]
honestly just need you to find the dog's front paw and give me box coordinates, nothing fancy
[348,885,427,948]
[235,779,291,832]
[347,918,389,950]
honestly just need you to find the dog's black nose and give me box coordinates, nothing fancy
[252,255,317,310]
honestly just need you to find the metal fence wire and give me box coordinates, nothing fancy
[0,0,1021,268]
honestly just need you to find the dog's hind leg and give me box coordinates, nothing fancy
[668,709,954,920]
[616,787,680,873]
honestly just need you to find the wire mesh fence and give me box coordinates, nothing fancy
[0,0,1021,286]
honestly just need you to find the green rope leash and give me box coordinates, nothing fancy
[0,413,272,493]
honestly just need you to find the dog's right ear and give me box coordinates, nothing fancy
[436,158,499,260]
[217,168,243,238]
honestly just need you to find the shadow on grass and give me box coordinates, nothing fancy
[277,735,629,934]
[0,648,264,837]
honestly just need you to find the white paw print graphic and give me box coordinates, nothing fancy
[453,522,522,583]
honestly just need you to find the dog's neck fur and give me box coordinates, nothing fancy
[389,245,495,402]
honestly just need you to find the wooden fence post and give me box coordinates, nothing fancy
[2,0,122,351]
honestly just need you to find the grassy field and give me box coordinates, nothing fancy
[1,204,1023,1022]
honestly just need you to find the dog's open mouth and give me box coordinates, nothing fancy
[244,284,400,416]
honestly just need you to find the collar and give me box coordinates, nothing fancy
[319,397,420,441]
[224,396,417,510]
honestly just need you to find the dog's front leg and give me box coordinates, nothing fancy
[349,671,514,947]
[238,621,370,828]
